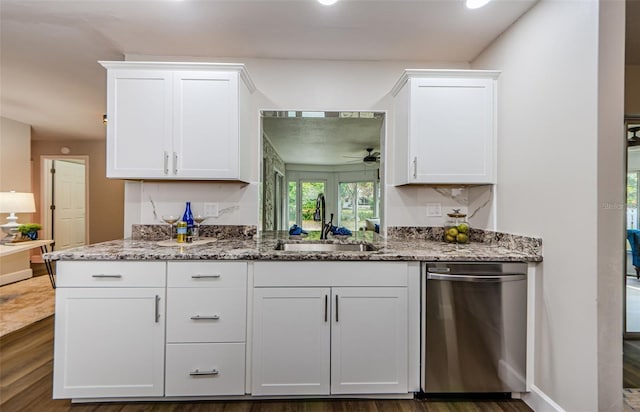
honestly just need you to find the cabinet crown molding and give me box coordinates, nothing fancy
[391,69,501,97]
[98,61,256,93]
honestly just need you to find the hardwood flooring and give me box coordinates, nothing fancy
[625,339,640,388]
[0,315,532,412]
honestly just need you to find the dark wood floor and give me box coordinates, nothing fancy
[625,338,640,388]
[0,315,532,412]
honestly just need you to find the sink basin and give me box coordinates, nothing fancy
[275,242,377,252]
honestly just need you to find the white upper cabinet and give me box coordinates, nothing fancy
[101,62,255,181]
[391,70,499,185]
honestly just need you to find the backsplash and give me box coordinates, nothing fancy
[387,226,542,255]
[131,224,257,241]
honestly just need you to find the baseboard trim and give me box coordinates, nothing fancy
[522,385,565,412]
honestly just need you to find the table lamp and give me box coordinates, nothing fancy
[0,191,36,242]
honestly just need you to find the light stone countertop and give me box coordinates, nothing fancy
[45,230,542,262]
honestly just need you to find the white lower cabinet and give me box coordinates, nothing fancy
[252,288,331,395]
[165,261,247,396]
[251,263,409,396]
[53,287,166,398]
[330,287,408,394]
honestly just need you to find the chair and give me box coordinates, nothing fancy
[40,243,55,288]
[627,229,640,279]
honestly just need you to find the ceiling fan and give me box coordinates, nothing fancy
[343,148,380,164]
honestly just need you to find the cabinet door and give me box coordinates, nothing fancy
[173,71,239,179]
[331,287,408,394]
[53,288,165,398]
[251,288,331,395]
[106,69,173,179]
[409,77,495,184]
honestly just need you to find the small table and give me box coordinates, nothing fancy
[0,240,54,286]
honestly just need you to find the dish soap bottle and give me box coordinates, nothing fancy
[182,201,194,243]
[444,209,470,244]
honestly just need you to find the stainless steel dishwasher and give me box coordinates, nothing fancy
[423,262,527,394]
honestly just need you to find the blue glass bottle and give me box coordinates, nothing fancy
[182,201,194,241]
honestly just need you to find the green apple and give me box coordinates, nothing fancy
[457,233,469,243]
[457,223,469,234]
[447,227,459,237]
[445,234,456,242]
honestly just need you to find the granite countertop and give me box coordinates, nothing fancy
[45,229,542,262]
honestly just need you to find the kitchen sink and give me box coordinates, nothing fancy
[274,242,377,252]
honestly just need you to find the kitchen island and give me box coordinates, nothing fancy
[46,228,541,402]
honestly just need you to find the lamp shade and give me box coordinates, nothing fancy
[0,192,36,214]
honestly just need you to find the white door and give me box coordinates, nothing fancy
[252,287,331,395]
[409,77,495,184]
[331,287,408,394]
[53,288,165,398]
[106,69,173,178]
[172,71,239,179]
[53,160,86,250]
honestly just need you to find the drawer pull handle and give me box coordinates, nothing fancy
[155,295,160,323]
[164,151,169,175]
[191,274,221,279]
[190,314,220,320]
[189,368,219,376]
[91,274,122,278]
[173,152,178,175]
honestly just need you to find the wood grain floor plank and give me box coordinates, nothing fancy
[625,339,640,387]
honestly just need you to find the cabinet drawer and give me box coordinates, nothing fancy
[165,343,245,396]
[56,261,166,287]
[167,288,246,343]
[167,262,247,288]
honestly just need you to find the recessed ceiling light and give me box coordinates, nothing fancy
[318,0,339,5]
[466,0,492,9]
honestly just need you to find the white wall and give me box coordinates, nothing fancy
[472,1,624,411]
[0,117,31,192]
[0,117,33,225]
[626,65,640,115]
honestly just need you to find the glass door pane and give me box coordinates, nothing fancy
[628,171,640,333]
[288,181,297,228]
[626,122,640,335]
[338,181,376,231]
[301,181,325,231]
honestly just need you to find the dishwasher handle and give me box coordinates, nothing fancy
[427,272,526,282]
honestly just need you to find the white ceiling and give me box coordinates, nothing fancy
[263,113,384,165]
[0,0,541,142]
[0,0,636,153]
